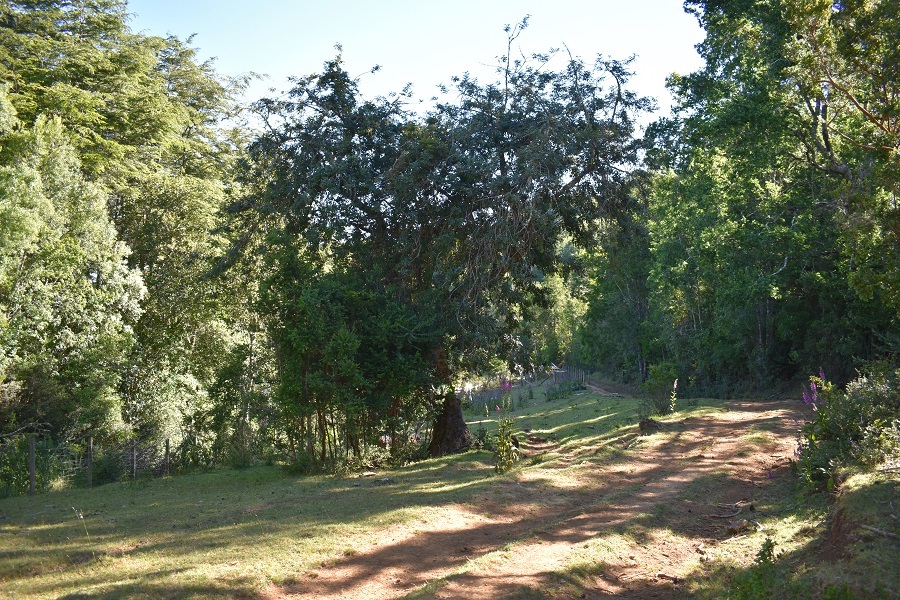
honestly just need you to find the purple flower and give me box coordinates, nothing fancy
[495,405,500,412]
[810,379,817,393]
[812,404,818,412]
[803,390,811,405]
[819,367,826,381]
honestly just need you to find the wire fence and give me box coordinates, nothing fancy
[2,365,594,498]
[0,434,177,498]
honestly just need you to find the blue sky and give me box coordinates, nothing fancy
[127,1,705,124]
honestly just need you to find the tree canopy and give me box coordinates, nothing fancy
[0,2,896,478]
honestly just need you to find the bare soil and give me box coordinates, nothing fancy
[265,399,803,599]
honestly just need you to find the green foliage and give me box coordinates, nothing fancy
[0,436,65,498]
[493,417,519,474]
[544,378,585,403]
[0,109,144,439]
[483,383,520,474]
[0,0,248,450]
[471,424,491,451]
[578,0,899,397]
[797,364,899,489]
[727,538,778,600]
[235,25,648,464]
[640,362,678,415]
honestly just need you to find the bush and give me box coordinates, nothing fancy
[471,424,491,450]
[544,378,585,403]
[797,363,900,490]
[494,417,519,474]
[641,362,678,415]
[728,538,779,599]
[0,436,66,497]
[85,446,125,486]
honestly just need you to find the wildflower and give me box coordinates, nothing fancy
[819,367,826,381]
[495,405,500,412]
[810,379,817,393]
[803,390,811,405]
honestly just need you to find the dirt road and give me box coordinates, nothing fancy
[269,399,803,599]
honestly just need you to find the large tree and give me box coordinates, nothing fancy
[0,0,245,444]
[239,24,648,459]
[0,91,144,439]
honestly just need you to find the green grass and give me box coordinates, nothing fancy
[1,382,895,599]
[0,451,503,598]
[684,466,899,599]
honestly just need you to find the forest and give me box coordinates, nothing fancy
[1,0,897,491]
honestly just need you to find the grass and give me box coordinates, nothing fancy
[0,451,503,598]
[1,381,896,599]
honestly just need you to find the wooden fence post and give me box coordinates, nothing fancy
[28,436,36,496]
[87,436,93,488]
[165,438,170,476]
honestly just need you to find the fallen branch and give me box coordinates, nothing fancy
[861,525,900,540]
[656,572,681,583]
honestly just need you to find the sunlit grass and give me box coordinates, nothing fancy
[2,383,890,599]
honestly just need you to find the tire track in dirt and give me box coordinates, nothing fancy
[265,400,804,599]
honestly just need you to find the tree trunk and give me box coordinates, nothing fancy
[428,390,471,457]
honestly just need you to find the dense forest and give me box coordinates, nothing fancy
[1,0,897,486]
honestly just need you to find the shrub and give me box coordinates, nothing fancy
[0,436,66,497]
[494,417,519,474]
[471,424,491,450]
[544,378,584,403]
[728,538,778,599]
[641,362,679,415]
[797,364,899,490]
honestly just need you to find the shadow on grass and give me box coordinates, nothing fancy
[56,571,258,599]
[0,397,814,599]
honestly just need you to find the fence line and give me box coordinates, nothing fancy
[1,434,179,498]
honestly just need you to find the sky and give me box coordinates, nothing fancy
[126,1,706,126]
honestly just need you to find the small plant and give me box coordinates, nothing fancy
[754,537,776,568]
[728,537,778,599]
[544,378,582,403]
[73,507,95,560]
[515,392,528,411]
[494,416,519,474]
[472,424,491,450]
[668,379,678,413]
[493,379,520,474]
[641,362,678,415]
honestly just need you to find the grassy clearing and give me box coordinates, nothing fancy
[0,451,501,598]
[1,382,895,599]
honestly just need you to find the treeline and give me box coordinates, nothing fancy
[577,0,898,395]
[1,0,897,488]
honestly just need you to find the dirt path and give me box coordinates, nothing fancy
[266,399,803,599]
